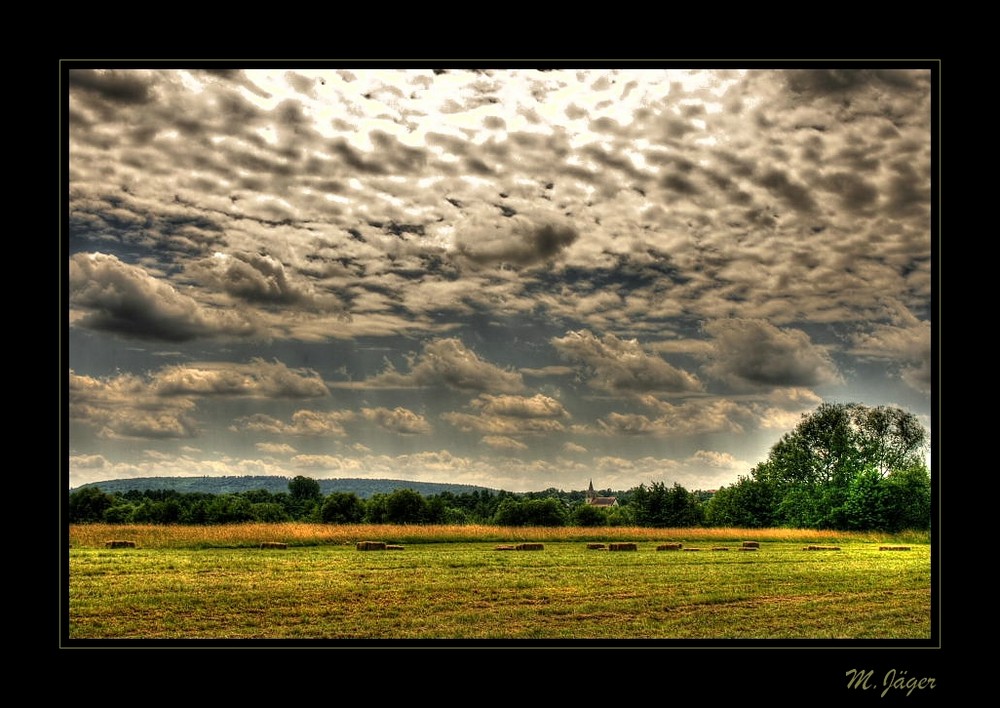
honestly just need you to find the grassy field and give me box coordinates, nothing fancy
[67,524,932,641]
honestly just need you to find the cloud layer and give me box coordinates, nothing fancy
[67,66,934,492]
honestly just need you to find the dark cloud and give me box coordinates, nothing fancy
[786,69,922,97]
[70,190,227,255]
[69,252,257,341]
[453,217,579,267]
[885,162,930,218]
[69,69,153,104]
[821,172,879,212]
[702,319,841,390]
[757,169,818,213]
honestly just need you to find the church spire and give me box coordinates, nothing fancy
[587,479,595,501]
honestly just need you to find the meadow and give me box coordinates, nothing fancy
[67,524,932,641]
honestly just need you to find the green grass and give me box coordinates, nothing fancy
[67,528,932,640]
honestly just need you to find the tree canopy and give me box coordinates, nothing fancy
[711,402,930,531]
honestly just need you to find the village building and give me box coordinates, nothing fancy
[585,479,618,508]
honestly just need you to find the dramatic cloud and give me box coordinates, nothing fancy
[552,329,702,394]
[67,66,933,492]
[701,319,841,390]
[70,252,257,341]
[189,251,345,311]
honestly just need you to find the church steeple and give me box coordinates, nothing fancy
[587,479,595,501]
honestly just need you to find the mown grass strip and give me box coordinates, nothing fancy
[68,540,931,640]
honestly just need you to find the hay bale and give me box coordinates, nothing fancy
[495,545,516,551]
[804,545,841,551]
[386,544,405,550]
[586,543,606,550]
[711,546,730,551]
[738,547,758,551]
[742,541,760,548]
[515,543,544,551]
[259,541,287,549]
[356,541,387,551]
[105,540,136,548]
[879,546,911,551]
[656,543,682,551]
[608,542,638,551]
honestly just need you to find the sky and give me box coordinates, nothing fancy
[65,63,935,493]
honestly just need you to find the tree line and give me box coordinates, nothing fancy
[68,403,931,532]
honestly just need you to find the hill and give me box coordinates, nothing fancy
[71,475,499,499]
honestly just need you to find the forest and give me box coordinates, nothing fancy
[68,403,931,533]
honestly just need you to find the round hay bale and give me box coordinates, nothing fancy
[804,545,841,551]
[357,541,388,551]
[586,543,606,550]
[656,543,682,551]
[105,540,136,548]
[495,545,516,551]
[515,543,544,551]
[608,542,638,551]
[742,541,760,548]
[879,546,911,551]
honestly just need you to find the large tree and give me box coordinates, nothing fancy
[749,403,929,530]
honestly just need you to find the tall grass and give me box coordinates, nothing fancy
[69,523,929,549]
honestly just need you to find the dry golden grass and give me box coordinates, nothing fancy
[68,523,921,549]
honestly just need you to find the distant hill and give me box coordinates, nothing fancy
[71,475,499,499]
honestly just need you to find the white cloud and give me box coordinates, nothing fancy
[482,435,528,450]
[363,338,524,393]
[472,393,569,419]
[850,300,931,393]
[255,442,297,455]
[360,406,432,434]
[154,359,329,398]
[70,370,199,440]
[231,410,355,436]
